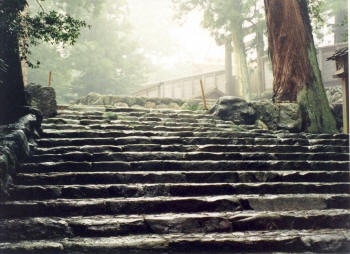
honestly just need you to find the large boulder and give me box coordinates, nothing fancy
[277,103,302,132]
[252,101,279,130]
[211,97,303,132]
[210,96,257,125]
[25,84,57,118]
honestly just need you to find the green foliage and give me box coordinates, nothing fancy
[28,0,147,103]
[103,112,118,120]
[27,43,76,102]
[308,0,348,43]
[181,100,205,111]
[0,1,87,68]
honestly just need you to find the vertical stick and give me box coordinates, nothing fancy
[200,79,208,110]
[342,77,349,134]
[48,71,52,87]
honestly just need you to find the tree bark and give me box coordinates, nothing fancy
[334,9,347,43]
[224,39,234,95]
[256,23,265,96]
[0,1,27,124]
[264,0,337,133]
[231,21,251,100]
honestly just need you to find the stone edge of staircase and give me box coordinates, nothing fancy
[0,114,41,198]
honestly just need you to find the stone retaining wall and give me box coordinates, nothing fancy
[75,92,209,110]
[75,88,344,132]
[0,114,41,198]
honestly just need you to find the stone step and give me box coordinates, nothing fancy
[1,210,349,241]
[8,182,350,201]
[41,122,230,130]
[198,144,350,153]
[1,229,349,253]
[35,137,348,147]
[28,151,350,163]
[42,118,225,127]
[1,194,349,218]
[20,160,350,173]
[32,144,350,155]
[43,117,225,125]
[105,107,194,114]
[41,123,238,132]
[40,129,350,141]
[52,113,213,120]
[40,130,279,139]
[14,171,350,185]
[55,111,209,120]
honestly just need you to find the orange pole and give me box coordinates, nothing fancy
[48,71,52,87]
[200,79,208,110]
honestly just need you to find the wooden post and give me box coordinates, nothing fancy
[48,71,52,87]
[200,79,208,110]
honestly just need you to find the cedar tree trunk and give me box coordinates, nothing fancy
[334,9,347,43]
[256,23,265,96]
[232,20,251,100]
[264,0,337,133]
[230,1,251,100]
[0,0,27,124]
[225,39,234,95]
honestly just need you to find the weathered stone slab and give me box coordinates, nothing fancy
[25,84,57,118]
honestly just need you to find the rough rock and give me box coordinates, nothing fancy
[168,102,180,109]
[144,102,157,108]
[211,98,303,132]
[0,105,349,253]
[0,114,40,198]
[75,93,195,110]
[277,103,302,132]
[210,96,257,125]
[114,102,129,108]
[25,84,57,118]
[252,101,279,130]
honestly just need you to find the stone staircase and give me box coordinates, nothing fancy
[0,105,349,253]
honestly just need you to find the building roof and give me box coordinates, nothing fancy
[327,47,348,61]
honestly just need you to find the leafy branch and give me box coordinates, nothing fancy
[0,1,87,68]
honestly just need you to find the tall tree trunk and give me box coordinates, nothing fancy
[232,21,251,100]
[0,1,27,124]
[256,22,265,97]
[230,1,251,100]
[224,39,234,95]
[334,9,347,43]
[264,0,337,133]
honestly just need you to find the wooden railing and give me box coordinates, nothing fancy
[133,70,226,99]
[133,43,346,99]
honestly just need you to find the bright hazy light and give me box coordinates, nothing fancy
[127,0,224,81]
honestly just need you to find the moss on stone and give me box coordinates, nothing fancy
[296,45,338,133]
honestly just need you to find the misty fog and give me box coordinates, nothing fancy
[26,0,347,103]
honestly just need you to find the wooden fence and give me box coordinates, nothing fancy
[134,43,347,99]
